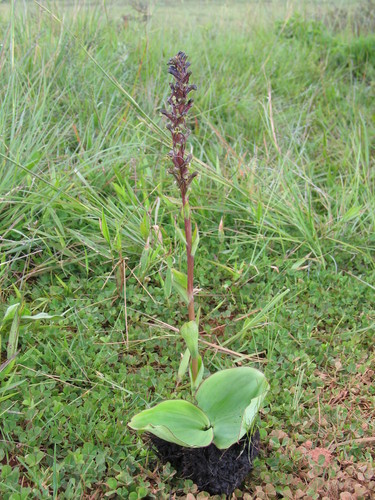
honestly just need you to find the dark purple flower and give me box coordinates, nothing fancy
[162,52,197,198]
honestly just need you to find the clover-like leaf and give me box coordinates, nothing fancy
[196,367,269,449]
[128,400,213,448]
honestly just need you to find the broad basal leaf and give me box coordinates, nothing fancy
[196,367,269,449]
[128,400,213,448]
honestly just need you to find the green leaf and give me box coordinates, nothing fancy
[0,372,25,399]
[112,182,126,202]
[1,303,20,324]
[291,256,309,270]
[196,306,201,326]
[128,400,213,448]
[7,310,20,359]
[196,367,269,449]
[183,201,191,220]
[21,312,63,321]
[0,354,17,376]
[107,478,117,490]
[224,289,289,346]
[139,247,149,276]
[25,451,45,467]
[191,224,199,257]
[140,213,150,240]
[0,392,18,403]
[177,348,190,383]
[164,267,172,299]
[171,268,187,288]
[174,223,187,246]
[342,205,361,222]
[171,268,188,303]
[101,209,111,246]
[180,321,199,358]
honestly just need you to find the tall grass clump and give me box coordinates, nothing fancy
[1,3,374,293]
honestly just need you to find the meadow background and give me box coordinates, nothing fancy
[0,0,374,498]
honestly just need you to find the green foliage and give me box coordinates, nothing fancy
[0,306,25,406]
[180,321,199,359]
[196,368,269,449]
[0,354,24,404]
[279,13,375,78]
[171,268,189,303]
[333,35,375,76]
[129,400,213,447]
[191,224,200,257]
[279,14,330,45]
[180,321,204,390]
[129,367,269,450]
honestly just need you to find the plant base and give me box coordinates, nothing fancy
[150,430,260,496]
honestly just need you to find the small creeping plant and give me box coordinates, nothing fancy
[129,52,269,450]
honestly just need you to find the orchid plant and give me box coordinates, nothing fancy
[129,52,269,450]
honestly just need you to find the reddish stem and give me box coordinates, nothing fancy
[182,193,195,322]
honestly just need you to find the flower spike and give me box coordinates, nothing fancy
[162,51,197,198]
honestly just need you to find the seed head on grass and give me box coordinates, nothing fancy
[161,51,198,199]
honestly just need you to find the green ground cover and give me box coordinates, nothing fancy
[0,1,374,498]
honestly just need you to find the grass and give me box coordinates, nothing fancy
[0,0,374,498]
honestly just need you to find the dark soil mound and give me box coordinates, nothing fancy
[150,430,260,496]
